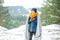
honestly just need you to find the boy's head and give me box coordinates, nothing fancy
[31,8,37,13]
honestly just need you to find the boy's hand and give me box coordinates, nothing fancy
[30,18,34,22]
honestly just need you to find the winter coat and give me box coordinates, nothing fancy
[25,13,42,40]
[28,16,37,33]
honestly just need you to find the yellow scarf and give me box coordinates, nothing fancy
[29,12,38,19]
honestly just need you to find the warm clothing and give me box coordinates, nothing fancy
[28,12,38,33]
[29,12,38,19]
[28,16,37,32]
[25,13,42,40]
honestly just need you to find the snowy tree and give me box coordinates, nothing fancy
[41,0,60,26]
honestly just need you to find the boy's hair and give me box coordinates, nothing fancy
[31,8,37,13]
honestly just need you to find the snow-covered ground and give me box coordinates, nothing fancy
[0,26,8,32]
[0,24,60,40]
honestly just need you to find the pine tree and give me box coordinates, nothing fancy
[0,0,4,4]
[41,0,60,26]
[0,0,10,29]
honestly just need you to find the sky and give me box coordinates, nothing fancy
[3,0,44,9]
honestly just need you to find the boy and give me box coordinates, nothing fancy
[28,8,38,40]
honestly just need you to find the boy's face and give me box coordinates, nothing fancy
[31,11,35,13]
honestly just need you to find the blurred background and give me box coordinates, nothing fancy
[0,0,43,29]
[0,0,60,40]
[0,0,60,29]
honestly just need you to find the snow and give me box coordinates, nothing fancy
[0,24,60,40]
[5,25,26,40]
[0,26,8,32]
[41,24,60,40]
[43,24,60,30]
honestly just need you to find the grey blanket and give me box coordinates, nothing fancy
[25,13,42,40]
